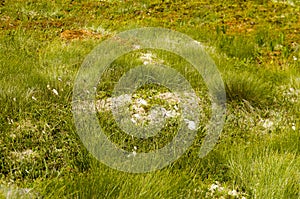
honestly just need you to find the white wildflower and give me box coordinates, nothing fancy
[31,96,37,101]
[208,181,224,192]
[184,119,196,130]
[133,44,140,50]
[127,147,137,157]
[139,52,164,65]
[209,183,219,192]
[133,113,141,120]
[293,56,298,61]
[132,151,137,157]
[157,92,180,103]
[262,119,274,129]
[274,44,283,50]
[132,104,145,114]
[11,149,36,161]
[127,151,137,157]
[193,40,201,45]
[292,123,296,131]
[174,105,179,110]
[165,110,178,118]
[8,118,13,124]
[52,88,59,96]
[228,189,238,196]
[131,118,137,124]
[137,98,148,106]
[140,53,154,64]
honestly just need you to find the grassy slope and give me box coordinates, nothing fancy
[0,0,299,198]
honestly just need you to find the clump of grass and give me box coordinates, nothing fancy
[224,71,275,107]
[229,133,300,199]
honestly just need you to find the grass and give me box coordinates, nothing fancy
[229,130,300,199]
[0,0,299,198]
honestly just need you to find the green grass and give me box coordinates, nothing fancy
[229,130,300,198]
[0,0,299,198]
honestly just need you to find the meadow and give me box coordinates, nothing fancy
[0,0,299,198]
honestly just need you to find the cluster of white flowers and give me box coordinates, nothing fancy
[130,94,180,125]
[291,123,296,131]
[139,52,164,65]
[261,119,274,129]
[47,83,59,97]
[96,97,112,112]
[96,92,183,125]
[184,119,196,130]
[127,146,138,157]
[156,92,181,104]
[271,0,295,6]
[10,149,38,162]
[95,91,203,132]
[206,181,247,199]
[282,86,300,104]
[293,56,298,61]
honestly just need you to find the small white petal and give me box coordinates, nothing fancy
[184,119,196,130]
[165,110,177,118]
[193,40,201,45]
[140,53,153,60]
[188,122,196,130]
[133,113,141,119]
[31,96,37,101]
[174,105,179,110]
[133,45,140,50]
[138,98,148,106]
[228,190,238,196]
[131,118,137,124]
[209,184,219,191]
[262,119,273,129]
[52,89,59,96]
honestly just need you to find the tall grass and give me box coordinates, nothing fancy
[229,130,300,198]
